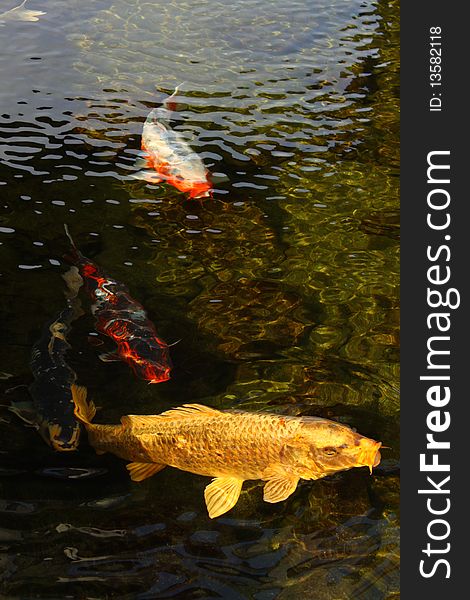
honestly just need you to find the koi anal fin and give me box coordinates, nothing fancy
[126,462,166,482]
[263,474,299,503]
[204,476,243,519]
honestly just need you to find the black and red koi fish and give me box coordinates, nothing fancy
[64,225,172,384]
[10,267,84,451]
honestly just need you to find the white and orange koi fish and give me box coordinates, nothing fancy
[133,85,212,200]
[0,1,45,25]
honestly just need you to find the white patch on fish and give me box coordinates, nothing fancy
[0,0,46,24]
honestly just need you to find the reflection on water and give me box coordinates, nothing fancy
[0,0,399,597]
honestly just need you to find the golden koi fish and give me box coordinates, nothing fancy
[72,385,382,518]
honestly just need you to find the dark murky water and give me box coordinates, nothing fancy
[0,0,399,597]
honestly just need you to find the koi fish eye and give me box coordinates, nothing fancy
[322,447,338,457]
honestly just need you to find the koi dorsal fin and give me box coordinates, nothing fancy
[120,404,220,430]
[120,414,163,429]
[159,403,221,419]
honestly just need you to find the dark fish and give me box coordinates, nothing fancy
[11,267,84,451]
[64,225,172,384]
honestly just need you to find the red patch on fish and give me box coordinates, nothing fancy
[141,144,212,200]
[103,320,171,383]
[81,263,110,293]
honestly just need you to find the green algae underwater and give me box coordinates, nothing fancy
[0,0,399,597]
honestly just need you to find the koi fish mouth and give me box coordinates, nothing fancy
[136,364,171,384]
[187,182,212,199]
[191,190,211,199]
[357,440,382,474]
[370,445,382,473]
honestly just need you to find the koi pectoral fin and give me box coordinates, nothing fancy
[134,154,152,171]
[129,170,165,184]
[210,172,230,183]
[99,351,122,363]
[263,474,300,503]
[9,401,38,427]
[126,462,166,482]
[204,476,243,519]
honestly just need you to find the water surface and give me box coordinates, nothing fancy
[0,0,399,597]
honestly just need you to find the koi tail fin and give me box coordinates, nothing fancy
[71,384,95,425]
[164,82,186,112]
[64,223,78,250]
[63,223,84,265]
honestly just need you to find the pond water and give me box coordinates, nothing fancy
[0,0,399,597]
